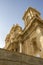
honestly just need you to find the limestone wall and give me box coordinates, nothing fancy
[0,49,43,65]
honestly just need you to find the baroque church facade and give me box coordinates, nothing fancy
[4,7,43,58]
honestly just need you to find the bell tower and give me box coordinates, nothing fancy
[23,7,40,26]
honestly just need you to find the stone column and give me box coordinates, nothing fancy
[19,41,22,53]
[36,27,42,50]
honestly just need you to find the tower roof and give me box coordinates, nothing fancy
[23,7,40,20]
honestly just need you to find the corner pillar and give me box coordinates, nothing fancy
[19,41,22,53]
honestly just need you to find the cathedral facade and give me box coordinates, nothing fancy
[4,7,43,58]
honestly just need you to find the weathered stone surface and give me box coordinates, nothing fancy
[4,7,43,58]
[0,49,43,65]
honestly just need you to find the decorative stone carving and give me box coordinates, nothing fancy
[4,7,43,58]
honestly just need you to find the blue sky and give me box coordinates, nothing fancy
[0,0,43,48]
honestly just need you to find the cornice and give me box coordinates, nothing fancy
[22,16,43,35]
[21,17,43,42]
[16,17,43,42]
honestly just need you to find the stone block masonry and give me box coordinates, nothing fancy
[0,49,43,65]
